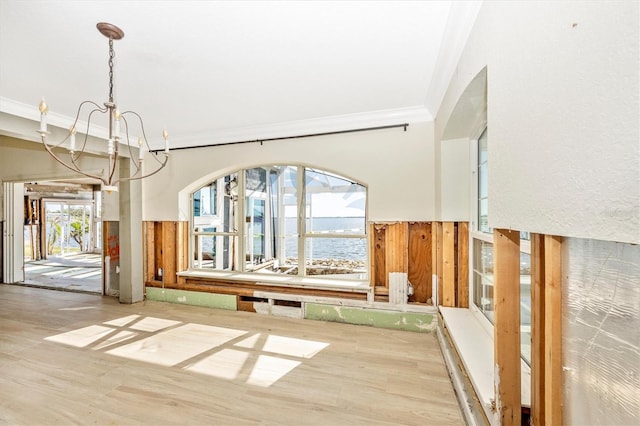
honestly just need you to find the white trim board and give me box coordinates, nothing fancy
[440,306,531,422]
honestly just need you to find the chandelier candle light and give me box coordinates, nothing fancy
[37,22,169,192]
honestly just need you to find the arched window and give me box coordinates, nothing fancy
[191,165,367,280]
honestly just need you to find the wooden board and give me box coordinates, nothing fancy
[153,222,163,281]
[385,222,408,274]
[144,222,155,283]
[39,199,47,260]
[408,222,432,303]
[154,278,370,301]
[456,222,469,308]
[176,221,189,273]
[530,233,546,425]
[372,224,387,287]
[433,222,443,306]
[544,235,563,425]
[442,222,456,307]
[162,222,177,285]
[493,228,521,426]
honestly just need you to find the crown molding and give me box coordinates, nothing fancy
[424,1,483,115]
[171,105,432,149]
[0,97,109,140]
[2,97,431,150]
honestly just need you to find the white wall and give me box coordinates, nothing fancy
[437,1,640,244]
[0,136,110,184]
[142,121,435,222]
[440,138,470,221]
[0,136,120,220]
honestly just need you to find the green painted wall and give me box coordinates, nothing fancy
[146,288,237,310]
[305,304,436,333]
[145,288,435,333]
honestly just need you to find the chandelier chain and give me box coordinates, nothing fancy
[108,38,114,104]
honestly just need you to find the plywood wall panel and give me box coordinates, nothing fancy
[385,222,408,274]
[442,222,456,307]
[457,222,469,308]
[371,224,387,287]
[408,222,432,303]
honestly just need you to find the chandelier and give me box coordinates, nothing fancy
[37,22,169,192]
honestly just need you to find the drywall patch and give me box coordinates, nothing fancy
[305,303,435,333]
[146,288,237,310]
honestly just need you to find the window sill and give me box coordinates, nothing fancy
[177,269,372,294]
[440,306,531,418]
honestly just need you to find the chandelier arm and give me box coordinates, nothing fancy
[115,153,169,184]
[120,115,142,175]
[148,145,167,166]
[40,134,106,184]
[122,111,166,167]
[107,151,118,186]
[68,151,107,182]
[74,106,108,161]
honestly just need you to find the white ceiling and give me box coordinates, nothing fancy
[0,1,480,150]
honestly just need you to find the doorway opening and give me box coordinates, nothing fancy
[22,182,103,294]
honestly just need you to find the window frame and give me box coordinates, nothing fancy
[191,173,239,270]
[189,164,368,280]
[468,128,533,364]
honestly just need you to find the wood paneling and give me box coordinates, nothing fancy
[149,278,370,301]
[143,220,480,309]
[456,222,469,308]
[493,228,521,426]
[144,221,189,285]
[371,224,387,287]
[408,222,432,303]
[385,223,408,274]
[442,222,456,307]
[144,222,155,283]
[161,222,177,284]
[432,222,443,306]
[153,222,163,281]
[176,221,189,273]
[544,235,563,425]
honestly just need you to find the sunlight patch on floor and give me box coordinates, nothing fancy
[45,325,114,348]
[45,314,329,388]
[247,355,301,387]
[186,348,250,380]
[128,317,181,332]
[262,335,329,358]
[106,323,247,367]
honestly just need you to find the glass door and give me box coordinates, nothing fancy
[44,200,94,256]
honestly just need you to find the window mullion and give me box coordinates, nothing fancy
[297,166,306,277]
[237,171,246,272]
[189,193,194,269]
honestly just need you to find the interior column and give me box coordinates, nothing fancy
[119,160,144,304]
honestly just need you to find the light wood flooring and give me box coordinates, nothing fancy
[0,284,463,425]
[23,253,102,294]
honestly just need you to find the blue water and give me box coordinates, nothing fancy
[285,217,366,261]
[199,217,366,262]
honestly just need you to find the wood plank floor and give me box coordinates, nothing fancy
[0,284,463,425]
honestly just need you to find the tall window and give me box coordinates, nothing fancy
[470,129,532,364]
[472,129,493,319]
[191,165,367,280]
